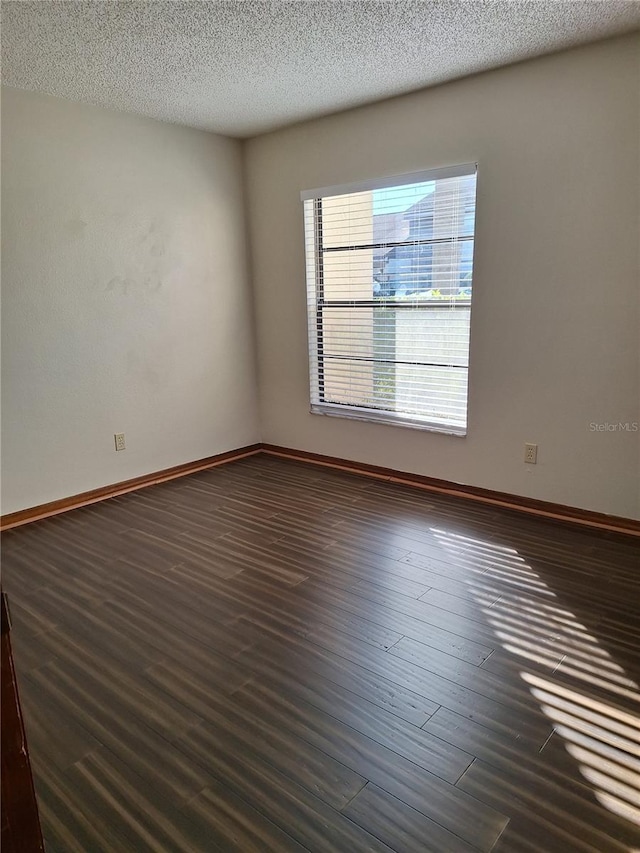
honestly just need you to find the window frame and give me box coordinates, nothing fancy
[302,163,478,437]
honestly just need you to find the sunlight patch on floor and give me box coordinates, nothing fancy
[432,527,640,835]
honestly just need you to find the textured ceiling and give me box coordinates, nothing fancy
[2,1,639,138]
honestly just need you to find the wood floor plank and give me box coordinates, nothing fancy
[19,679,102,772]
[386,635,543,710]
[479,646,564,678]
[287,576,501,664]
[457,757,633,853]
[65,748,225,852]
[427,705,640,848]
[2,454,638,853]
[182,781,310,853]
[422,705,548,763]
[297,577,501,649]
[10,626,59,674]
[101,595,255,669]
[231,628,474,783]
[32,758,137,853]
[171,722,397,853]
[230,679,509,851]
[286,529,411,561]
[383,618,493,666]
[177,531,310,585]
[23,664,213,805]
[342,783,478,853]
[11,586,163,672]
[397,550,499,595]
[256,616,549,745]
[25,633,203,739]
[418,586,502,621]
[331,518,477,564]
[212,567,405,651]
[236,616,438,726]
[145,661,369,811]
[488,817,591,853]
[351,573,432,600]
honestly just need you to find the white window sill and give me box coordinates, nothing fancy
[310,402,467,436]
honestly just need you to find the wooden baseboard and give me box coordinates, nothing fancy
[3,441,638,538]
[0,444,262,531]
[261,444,640,538]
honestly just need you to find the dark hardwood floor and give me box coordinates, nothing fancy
[2,454,639,852]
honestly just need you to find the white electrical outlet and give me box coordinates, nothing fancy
[114,433,126,452]
[524,443,537,464]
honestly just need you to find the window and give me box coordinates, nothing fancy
[302,163,477,435]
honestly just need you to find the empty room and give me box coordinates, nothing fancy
[1,1,639,851]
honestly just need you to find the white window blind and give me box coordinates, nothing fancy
[302,164,477,435]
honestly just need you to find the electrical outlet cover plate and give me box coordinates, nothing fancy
[114,433,126,452]
[524,443,537,464]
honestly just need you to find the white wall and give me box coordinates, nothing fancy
[1,88,260,514]
[245,34,640,519]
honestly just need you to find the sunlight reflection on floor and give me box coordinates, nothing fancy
[431,527,640,836]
